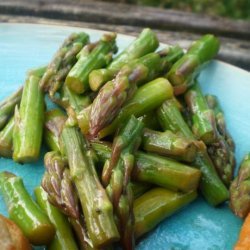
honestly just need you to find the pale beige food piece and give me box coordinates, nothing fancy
[0,214,31,250]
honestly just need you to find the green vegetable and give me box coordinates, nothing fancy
[206,94,235,186]
[42,151,79,219]
[205,94,235,150]
[142,128,199,162]
[98,77,173,138]
[34,186,78,250]
[0,172,55,245]
[230,153,250,218]
[89,47,183,138]
[40,32,89,96]
[41,151,94,249]
[134,188,197,238]
[157,98,229,205]
[66,33,117,94]
[91,141,201,192]
[167,34,220,95]
[134,152,201,192]
[102,116,144,249]
[61,124,119,247]
[88,52,158,137]
[185,82,217,144]
[13,72,45,163]
[89,28,159,91]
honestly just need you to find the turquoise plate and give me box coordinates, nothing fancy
[0,23,249,250]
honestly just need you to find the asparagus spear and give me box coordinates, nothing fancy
[0,87,22,130]
[77,78,173,138]
[167,34,220,95]
[34,186,79,250]
[61,124,119,247]
[207,139,235,187]
[230,153,250,218]
[134,188,197,238]
[88,53,157,137]
[142,128,198,162]
[89,47,183,138]
[89,28,159,91]
[184,89,234,185]
[41,151,95,249]
[13,72,45,163]
[134,152,201,192]
[91,141,201,192]
[205,94,235,150]
[0,68,46,158]
[0,172,55,245]
[184,82,218,144]
[0,117,14,158]
[66,33,117,94]
[40,32,89,96]
[205,95,235,186]
[157,98,229,206]
[44,113,96,250]
[98,77,173,138]
[44,109,67,152]
[42,151,79,219]
[102,116,144,250]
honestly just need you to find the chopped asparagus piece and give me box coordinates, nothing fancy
[42,151,79,219]
[142,128,198,162]
[102,116,144,250]
[206,94,235,186]
[98,77,173,138]
[13,72,45,163]
[61,124,119,247]
[89,28,159,91]
[185,82,217,144]
[230,153,250,218]
[0,172,55,245]
[66,33,117,94]
[167,34,220,95]
[34,186,78,250]
[92,141,201,192]
[157,98,229,206]
[134,188,197,238]
[40,32,89,96]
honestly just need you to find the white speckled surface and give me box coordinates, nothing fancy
[0,23,249,250]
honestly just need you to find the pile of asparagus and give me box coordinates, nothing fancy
[0,28,237,249]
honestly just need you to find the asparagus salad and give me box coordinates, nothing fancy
[0,28,246,250]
